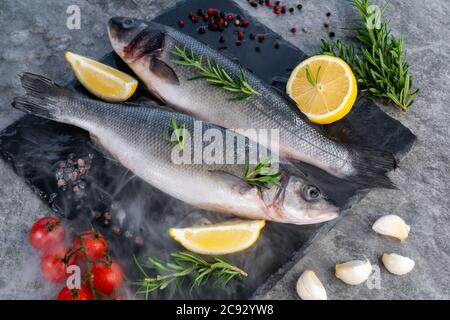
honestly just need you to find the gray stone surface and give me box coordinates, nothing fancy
[0,0,448,299]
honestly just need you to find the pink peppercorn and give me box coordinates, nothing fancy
[207,8,218,15]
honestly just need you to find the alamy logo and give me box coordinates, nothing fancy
[366,4,382,30]
[66,265,81,289]
[66,5,81,30]
[366,264,381,290]
[169,120,280,170]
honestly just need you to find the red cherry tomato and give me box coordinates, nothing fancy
[40,244,75,283]
[73,230,108,261]
[29,217,65,250]
[57,285,93,300]
[91,260,124,295]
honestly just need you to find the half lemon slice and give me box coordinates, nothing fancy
[65,51,138,102]
[286,55,357,124]
[169,220,265,255]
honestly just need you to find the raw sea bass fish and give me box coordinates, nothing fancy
[13,73,339,225]
[108,17,396,188]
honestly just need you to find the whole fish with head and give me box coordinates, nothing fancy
[107,17,396,189]
[13,73,339,225]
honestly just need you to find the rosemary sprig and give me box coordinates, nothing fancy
[165,117,187,150]
[321,0,418,111]
[244,156,282,189]
[172,46,260,100]
[306,65,322,88]
[131,252,247,299]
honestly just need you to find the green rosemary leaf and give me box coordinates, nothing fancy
[320,0,418,111]
[315,66,322,84]
[165,117,187,150]
[131,252,247,298]
[243,156,282,189]
[306,65,315,87]
[172,46,260,100]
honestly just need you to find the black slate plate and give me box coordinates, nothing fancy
[0,0,415,299]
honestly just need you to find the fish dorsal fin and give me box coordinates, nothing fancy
[150,58,179,85]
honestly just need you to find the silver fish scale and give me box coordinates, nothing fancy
[61,95,271,178]
[161,28,353,176]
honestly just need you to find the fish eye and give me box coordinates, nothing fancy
[123,18,134,26]
[304,185,321,201]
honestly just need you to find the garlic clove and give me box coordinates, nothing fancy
[335,259,372,285]
[382,253,415,275]
[296,270,327,300]
[372,215,410,241]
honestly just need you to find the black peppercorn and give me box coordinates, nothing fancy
[274,42,280,49]
[297,4,303,10]
[255,46,261,52]
[326,12,331,17]
[329,31,335,38]
[289,7,294,13]
[324,23,329,28]
[198,26,206,34]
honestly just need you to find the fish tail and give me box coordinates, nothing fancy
[12,72,72,120]
[347,145,397,189]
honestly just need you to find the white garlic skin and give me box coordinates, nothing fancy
[335,259,372,285]
[372,215,410,241]
[382,253,415,275]
[296,270,327,300]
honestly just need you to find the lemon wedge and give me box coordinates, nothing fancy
[286,55,357,124]
[169,220,265,255]
[65,51,138,102]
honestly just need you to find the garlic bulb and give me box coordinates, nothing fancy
[296,270,327,300]
[382,253,415,275]
[372,215,410,241]
[335,259,372,285]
